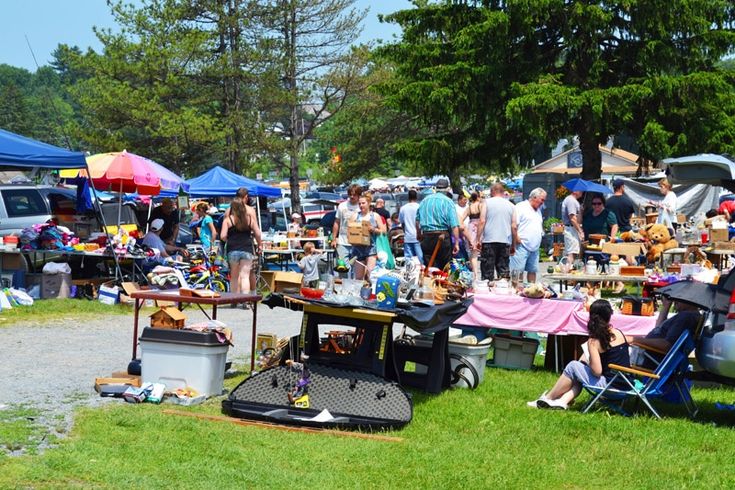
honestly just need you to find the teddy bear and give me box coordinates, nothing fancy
[643,223,678,263]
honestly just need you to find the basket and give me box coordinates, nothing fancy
[588,234,606,245]
[620,297,654,316]
[431,278,466,304]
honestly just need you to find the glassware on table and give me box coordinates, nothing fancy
[701,231,709,244]
[510,270,522,290]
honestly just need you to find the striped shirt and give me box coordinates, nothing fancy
[417,192,459,232]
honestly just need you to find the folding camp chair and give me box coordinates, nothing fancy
[582,330,697,419]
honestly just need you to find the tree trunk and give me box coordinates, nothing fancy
[578,131,602,180]
[447,167,461,195]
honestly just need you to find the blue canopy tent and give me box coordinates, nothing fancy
[0,128,131,278]
[0,128,87,168]
[185,165,280,198]
[186,165,281,231]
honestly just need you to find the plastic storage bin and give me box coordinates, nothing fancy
[139,327,229,397]
[491,335,539,370]
[411,336,492,388]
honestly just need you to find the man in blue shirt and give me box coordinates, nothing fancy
[416,179,460,270]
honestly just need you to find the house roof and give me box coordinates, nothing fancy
[149,307,187,321]
[531,145,642,175]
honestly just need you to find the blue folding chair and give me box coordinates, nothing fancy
[582,330,697,419]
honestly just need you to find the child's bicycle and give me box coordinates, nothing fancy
[184,250,230,293]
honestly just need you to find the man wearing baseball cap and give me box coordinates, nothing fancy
[606,179,636,232]
[148,197,180,245]
[143,218,188,258]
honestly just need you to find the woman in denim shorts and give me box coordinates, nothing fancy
[350,194,386,280]
[221,193,262,294]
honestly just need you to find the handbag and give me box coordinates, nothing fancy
[375,232,395,269]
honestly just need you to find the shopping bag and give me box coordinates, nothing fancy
[375,233,395,269]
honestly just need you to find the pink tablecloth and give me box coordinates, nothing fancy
[455,293,657,337]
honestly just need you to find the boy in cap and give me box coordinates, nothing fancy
[148,197,180,245]
[143,218,188,258]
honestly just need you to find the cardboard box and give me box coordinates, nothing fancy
[42,273,72,299]
[709,227,729,243]
[0,252,23,270]
[347,220,371,246]
[601,242,646,258]
[261,271,303,293]
[98,281,120,305]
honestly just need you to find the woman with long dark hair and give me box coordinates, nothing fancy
[528,299,630,409]
[221,192,262,294]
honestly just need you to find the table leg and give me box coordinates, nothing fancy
[133,298,141,359]
[250,301,258,372]
[212,304,217,320]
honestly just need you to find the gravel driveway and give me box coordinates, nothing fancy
[0,304,305,455]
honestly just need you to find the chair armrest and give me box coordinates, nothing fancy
[629,364,655,375]
[608,363,660,379]
[630,340,668,355]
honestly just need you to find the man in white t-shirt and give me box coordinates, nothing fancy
[398,189,422,263]
[331,183,362,260]
[510,187,546,282]
[477,182,515,280]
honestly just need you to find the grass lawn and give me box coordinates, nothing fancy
[0,298,131,328]
[2,363,735,488]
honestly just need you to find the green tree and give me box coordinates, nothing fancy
[376,2,545,191]
[64,0,263,176]
[0,82,32,136]
[504,1,735,178]
[379,1,735,183]
[255,0,368,213]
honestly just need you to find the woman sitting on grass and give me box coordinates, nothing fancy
[528,299,630,410]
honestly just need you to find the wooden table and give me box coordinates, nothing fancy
[546,273,648,292]
[130,290,262,370]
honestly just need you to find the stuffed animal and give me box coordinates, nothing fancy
[620,230,644,242]
[643,223,678,263]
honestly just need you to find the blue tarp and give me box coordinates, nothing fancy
[185,165,281,198]
[0,128,87,168]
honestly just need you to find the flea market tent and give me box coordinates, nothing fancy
[185,165,281,198]
[0,128,87,168]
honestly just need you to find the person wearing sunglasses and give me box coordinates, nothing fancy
[582,194,618,242]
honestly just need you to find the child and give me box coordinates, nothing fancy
[298,242,325,288]
[196,202,218,253]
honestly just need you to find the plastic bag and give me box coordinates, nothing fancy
[375,233,395,269]
[9,288,33,306]
[42,262,72,274]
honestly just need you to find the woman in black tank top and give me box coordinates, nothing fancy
[529,299,630,410]
[221,194,262,294]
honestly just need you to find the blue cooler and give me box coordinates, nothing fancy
[375,275,400,309]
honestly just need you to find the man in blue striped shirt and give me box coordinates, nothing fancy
[416,179,460,270]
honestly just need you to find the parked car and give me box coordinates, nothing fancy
[268,198,337,229]
[664,153,735,381]
[0,184,97,237]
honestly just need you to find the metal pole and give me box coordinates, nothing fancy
[84,169,124,281]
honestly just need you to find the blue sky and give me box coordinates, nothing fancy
[0,0,412,71]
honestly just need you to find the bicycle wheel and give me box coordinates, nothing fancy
[210,276,229,293]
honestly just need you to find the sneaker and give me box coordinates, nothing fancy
[537,397,567,410]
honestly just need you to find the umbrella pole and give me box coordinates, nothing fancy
[256,197,262,232]
[118,181,123,228]
[146,198,153,233]
[85,172,124,282]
